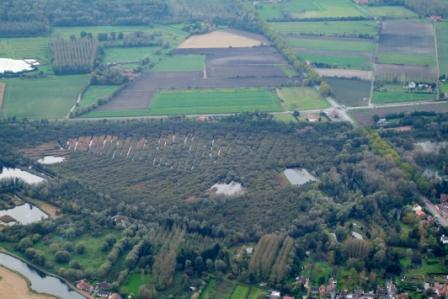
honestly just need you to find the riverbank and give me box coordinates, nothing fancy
[0,266,56,299]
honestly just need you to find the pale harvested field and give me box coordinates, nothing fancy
[0,267,56,299]
[178,30,267,49]
[0,82,5,111]
[315,68,373,80]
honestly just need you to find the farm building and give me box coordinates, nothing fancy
[0,214,17,226]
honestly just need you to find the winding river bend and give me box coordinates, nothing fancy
[0,252,85,299]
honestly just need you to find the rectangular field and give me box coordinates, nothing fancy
[152,55,205,72]
[364,6,417,18]
[377,53,435,67]
[104,47,161,64]
[288,37,375,52]
[0,75,89,119]
[0,37,50,63]
[436,22,448,75]
[269,21,378,38]
[300,52,372,70]
[277,87,330,110]
[325,77,371,107]
[291,0,367,19]
[373,84,435,104]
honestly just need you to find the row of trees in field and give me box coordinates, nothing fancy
[0,21,49,37]
[369,0,448,17]
[51,38,99,74]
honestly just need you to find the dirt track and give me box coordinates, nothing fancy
[0,82,5,111]
[0,267,56,299]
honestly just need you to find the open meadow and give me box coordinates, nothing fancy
[0,75,89,119]
[78,85,121,110]
[373,84,435,104]
[288,37,375,53]
[277,87,330,110]
[436,22,448,75]
[151,55,205,72]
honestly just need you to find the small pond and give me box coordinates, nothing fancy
[283,168,317,186]
[0,167,46,185]
[0,203,48,225]
[37,156,65,165]
[0,252,85,299]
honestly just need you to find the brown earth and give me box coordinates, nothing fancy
[315,68,373,80]
[177,30,268,49]
[374,64,437,82]
[0,267,56,299]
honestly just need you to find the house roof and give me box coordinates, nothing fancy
[0,214,17,223]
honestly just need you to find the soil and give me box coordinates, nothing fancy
[315,68,373,80]
[177,30,268,49]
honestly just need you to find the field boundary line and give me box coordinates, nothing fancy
[0,82,5,112]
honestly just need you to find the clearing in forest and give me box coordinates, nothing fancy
[177,30,267,49]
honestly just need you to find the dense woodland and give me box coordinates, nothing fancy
[0,116,446,297]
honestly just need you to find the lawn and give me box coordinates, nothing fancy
[247,287,267,299]
[0,75,89,119]
[277,87,330,110]
[325,78,371,107]
[442,83,448,94]
[104,47,162,64]
[78,85,121,110]
[291,0,368,19]
[300,53,372,70]
[302,260,333,286]
[152,55,205,72]
[377,53,435,66]
[0,37,51,64]
[436,22,448,75]
[373,84,435,104]
[269,21,378,38]
[288,37,375,53]
[230,284,250,299]
[120,271,152,296]
[256,0,321,20]
[273,113,298,123]
[200,278,235,299]
[364,6,417,18]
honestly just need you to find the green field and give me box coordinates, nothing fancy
[364,6,417,18]
[292,0,367,19]
[442,83,448,94]
[277,87,330,110]
[373,84,435,104]
[256,0,320,20]
[0,37,50,64]
[325,77,371,107]
[152,55,205,72]
[269,21,378,38]
[84,88,282,118]
[273,113,298,123]
[230,284,250,299]
[377,53,435,66]
[78,85,121,110]
[288,37,375,52]
[1,75,89,119]
[104,47,162,64]
[301,53,372,70]
[436,22,448,75]
[200,278,235,299]
[52,24,187,46]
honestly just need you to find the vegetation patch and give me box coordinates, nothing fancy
[277,87,330,110]
[373,84,435,104]
[78,85,121,110]
[300,53,371,70]
[288,37,375,52]
[152,55,205,72]
[51,38,99,74]
[364,6,417,18]
[0,37,50,64]
[104,47,161,64]
[0,75,89,119]
[377,53,435,67]
[436,22,448,75]
[120,271,152,297]
[325,77,371,107]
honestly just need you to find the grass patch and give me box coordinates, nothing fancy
[273,113,298,123]
[277,64,298,78]
[364,6,417,18]
[200,278,216,299]
[230,284,250,299]
[120,271,152,296]
[377,53,435,66]
[104,47,161,64]
[302,260,332,286]
[0,37,50,63]
[373,84,435,104]
[256,1,319,20]
[436,22,448,76]
[269,20,378,38]
[291,0,368,19]
[301,53,372,70]
[152,55,205,72]
[288,37,375,52]
[1,75,89,119]
[325,77,371,107]
[78,85,121,110]
[277,87,330,110]
[441,83,448,94]
[247,287,267,299]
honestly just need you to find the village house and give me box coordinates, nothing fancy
[270,290,281,299]
[94,281,112,298]
[306,113,319,123]
[0,214,17,226]
[441,234,448,245]
[76,279,94,294]
[108,293,123,299]
[412,204,426,218]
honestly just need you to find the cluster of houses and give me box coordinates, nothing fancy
[404,81,433,92]
[76,279,121,299]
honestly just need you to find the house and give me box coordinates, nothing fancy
[95,282,112,298]
[245,247,254,255]
[108,294,123,299]
[270,290,281,299]
[306,113,319,123]
[441,234,448,245]
[76,279,94,294]
[352,231,363,240]
[430,15,443,22]
[413,204,426,218]
[407,81,416,90]
[377,118,388,126]
[0,215,17,226]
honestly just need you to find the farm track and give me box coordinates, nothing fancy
[0,82,5,111]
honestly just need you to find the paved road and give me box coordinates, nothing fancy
[423,198,448,227]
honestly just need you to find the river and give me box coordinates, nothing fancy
[0,252,85,299]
